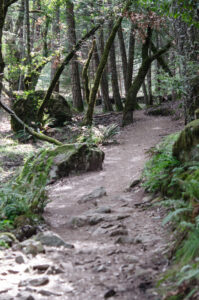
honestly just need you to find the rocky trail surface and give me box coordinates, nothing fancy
[0,110,183,300]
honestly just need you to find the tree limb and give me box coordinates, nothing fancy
[0,100,63,146]
[37,23,102,121]
[151,41,173,76]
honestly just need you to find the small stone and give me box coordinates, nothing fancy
[29,277,49,287]
[104,289,116,298]
[46,265,64,275]
[15,255,25,264]
[124,255,139,264]
[95,207,112,214]
[129,179,140,188]
[69,216,88,228]
[78,187,107,204]
[115,236,140,245]
[110,229,128,237]
[33,264,50,272]
[0,234,14,246]
[38,290,62,296]
[96,265,107,272]
[34,231,74,249]
[142,195,153,203]
[20,239,44,256]
[89,215,104,226]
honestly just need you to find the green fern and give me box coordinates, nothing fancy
[162,207,192,226]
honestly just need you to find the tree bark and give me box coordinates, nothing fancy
[83,0,132,125]
[123,27,171,126]
[109,20,123,111]
[126,23,135,94]
[66,0,83,112]
[37,24,101,121]
[147,48,153,105]
[98,28,113,111]
[118,24,128,93]
[82,39,96,104]
[0,99,63,146]
[0,1,18,102]
[51,6,60,92]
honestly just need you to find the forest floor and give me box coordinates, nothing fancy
[0,104,184,300]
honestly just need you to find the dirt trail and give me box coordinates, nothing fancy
[43,111,183,299]
[0,110,183,300]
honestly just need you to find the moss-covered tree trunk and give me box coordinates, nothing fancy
[126,23,135,95]
[109,19,123,111]
[118,24,128,94]
[98,28,113,111]
[0,99,63,146]
[37,24,101,122]
[122,27,171,126]
[82,39,96,104]
[83,0,131,125]
[66,0,83,112]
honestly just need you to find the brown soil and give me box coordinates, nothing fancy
[44,110,183,299]
[0,108,184,300]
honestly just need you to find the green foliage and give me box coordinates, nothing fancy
[76,124,119,145]
[142,133,180,192]
[143,132,199,298]
[0,147,54,227]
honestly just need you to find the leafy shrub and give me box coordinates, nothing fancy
[143,133,199,299]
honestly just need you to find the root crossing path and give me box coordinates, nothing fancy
[44,111,183,300]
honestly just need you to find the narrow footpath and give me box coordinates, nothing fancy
[0,110,183,300]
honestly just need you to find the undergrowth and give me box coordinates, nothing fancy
[0,146,54,237]
[142,133,199,300]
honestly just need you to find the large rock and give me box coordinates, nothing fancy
[22,143,104,183]
[48,143,105,180]
[11,90,72,132]
[173,119,199,162]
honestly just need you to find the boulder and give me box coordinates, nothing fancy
[173,119,199,162]
[34,231,74,248]
[11,90,72,132]
[22,143,104,183]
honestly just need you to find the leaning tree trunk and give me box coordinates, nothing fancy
[66,0,83,112]
[122,27,171,126]
[83,0,131,125]
[109,19,123,111]
[37,24,101,121]
[82,39,96,104]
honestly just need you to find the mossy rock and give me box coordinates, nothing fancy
[11,90,72,132]
[20,143,105,184]
[146,107,174,116]
[173,119,199,162]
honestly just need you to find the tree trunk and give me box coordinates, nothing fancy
[118,24,128,94]
[0,0,19,101]
[37,24,101,121]
[51,6,60,92]
[142,81,149,105]
[83,0,131,125]
[123,27,171,126]
[98,28,113,111]
[147,48,153,105]
[109,20,123,111]
[82,39,96,104]
[66,0,83,112]
[126,23,135,94]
